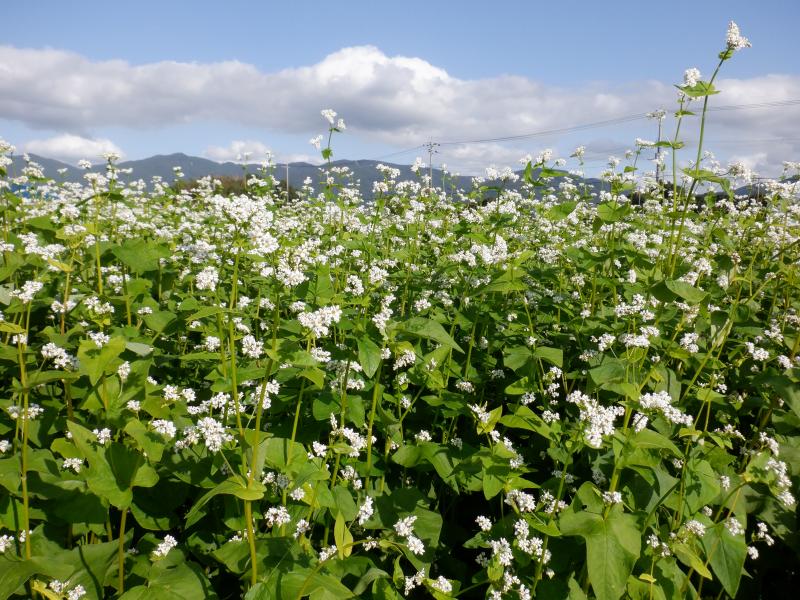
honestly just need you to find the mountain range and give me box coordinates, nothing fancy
[8,153,607,200]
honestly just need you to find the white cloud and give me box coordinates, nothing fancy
[2,44,798,174]
[278,153,321,165]
[23,134,123,164]
[204,140,271,163]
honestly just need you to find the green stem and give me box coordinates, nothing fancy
[117,508,127,593]
[364,361,383,491]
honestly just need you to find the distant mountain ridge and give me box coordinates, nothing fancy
[8,152,605,200]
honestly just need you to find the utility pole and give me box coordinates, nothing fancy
[425,141,439,185]
[647,109,666,185]
[285,162,289,200]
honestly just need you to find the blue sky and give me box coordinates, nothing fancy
[2,0,799,174]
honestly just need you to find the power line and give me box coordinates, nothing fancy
[438,114,646,146]
[707,98,800,112]
[369,98,800,162]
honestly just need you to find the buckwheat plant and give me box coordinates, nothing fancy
[0,20,797,600]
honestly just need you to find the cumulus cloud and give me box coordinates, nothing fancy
[204,140,272,163]
[23,134,123,164]
[1,44,798,173]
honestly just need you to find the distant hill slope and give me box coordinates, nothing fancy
[8,152,607,200]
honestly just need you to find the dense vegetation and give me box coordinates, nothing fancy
[0,21,798,600]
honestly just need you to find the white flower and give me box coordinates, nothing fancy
[11,280,43,303]
[117,361,131,382]
[726,21,751,51]
[241,335,264,359]
[88,331,110,348]
[321,109,337,125]
[357,496,374,525]
[298,305,342,338]
[63,458,84,473]
[195,267,219,292]
[67,585,86,600]
[566,391,624,448]
[726,517,744,536]
[394,515,417,538]
[638,390,693,426]
[92,428,112,445]
[152,535,178,558]
[152,420,177,440]
[264,506,291,528]
[684,68,702,87]
[430,576,452,594]
[406,535,425,555]
[293,519,310,538]
[309,135,323,150]
[684,520,706,537]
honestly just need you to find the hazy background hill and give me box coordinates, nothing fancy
[7,152,607,200]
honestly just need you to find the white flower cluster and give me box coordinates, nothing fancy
[6,404,44,421]
[179,417,232,453]
[241,334,264,359]
[513,519,548,562]
[637,390,693,426]
[11,280,43,303]
[566,391,624,449]
[394,515,425,555]
[745,341,769,362]
[152,534,178,559]
[403,569,426,595]
[683,68,701,87]
[393,349,416,370]
[92,427,112,445]
[62,458,84,473]
[264,505,291,528]
[357,496,373,526]
[41,342,76,370]
[726,21,751,51]
[48,580,86,600]
[298,305,342,338]
[152,419,177,439]
[195,266,219,291]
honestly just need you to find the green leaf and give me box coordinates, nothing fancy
[185,477,266,526]
[499,405,552,439]
[77,336,127,385]
[0,458,21,494]
[665,280,708,304]
[504,376,531,395]
[0,321,25,334]
[631,429,682,458]
[396,317,463,353]
[560,504,641,600]
[700,521,747,598]
[124,419,166,462]
[112,239,171,273]
[334,512,354,558]
[673,542,712,580]
[125,342,153,356]
[68,422,157,508]
[589,359,626,386]
[533,346,563,368]
[0,554,38,598]
[357,336,382,378]
[596,201,631,223]
[144,311,177,334]
[677,81,720,98]
[547,201,578,221]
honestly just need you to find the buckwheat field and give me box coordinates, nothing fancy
[0,20,798,600]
